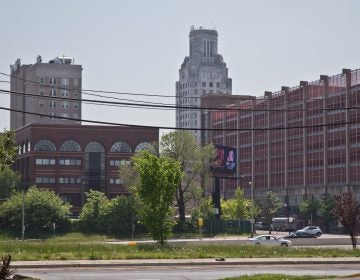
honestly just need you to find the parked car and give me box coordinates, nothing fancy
[283,231,317,239]
[247,235,292,247]
[296,226,322,237]
[254,222,268,230]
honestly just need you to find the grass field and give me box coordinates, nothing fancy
[1,233,360,261]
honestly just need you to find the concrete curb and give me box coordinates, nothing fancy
[11,258,360,268]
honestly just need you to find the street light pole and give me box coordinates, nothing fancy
[21,188,25,241]
[249,181,254,238]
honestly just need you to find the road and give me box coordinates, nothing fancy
[15,264,360,280]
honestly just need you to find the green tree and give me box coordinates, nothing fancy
[221,187,251,220]
[78,190,108,233]
[133,152,181,245]
[102,195,139,236]
[0,130,17,171]
[300,198,321,223]
[160,131,215,225]
[191,196,215,222]
[0,187,71,233]
[333,190,360,249]
[0,130,20,201]
[260,191,282,233]
[0,167,22,200]
[319,194,335,232]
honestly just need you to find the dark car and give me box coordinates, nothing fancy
[283,231,317,239]
[254,222,268,230]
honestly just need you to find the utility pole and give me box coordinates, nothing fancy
[250,181,254,237]
[21,188,25,241]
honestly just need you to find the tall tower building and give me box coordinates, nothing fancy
[176,26,232,142]
[10,55,82,130]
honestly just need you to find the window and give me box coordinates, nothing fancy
[59,177,81,184]
[202,82,206,87]
[209,82,213,87]
[50,89,56,97]
[216,82,220,88]
[36,158,56,165]
[33,140,56,151]
[73,79,79,87]
[109,178,122,184]
[35,177,55,184]
[39,77,45,84]
[110,160,120,167]
[61,78,69,86]
[59,159,82,165]
[61,101,69,109]
[60,140,81,152]
[49,77,56,85]
[39,90,45,96]
[61,89,69,97]
[110,141,131,153]
[73,102,79,109]
[135,142,155,153]
[110,159,130,166]
[49,101,56,108]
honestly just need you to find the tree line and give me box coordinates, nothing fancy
[0,130,360,247]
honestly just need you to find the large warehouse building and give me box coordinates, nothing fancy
[205,68,360,214]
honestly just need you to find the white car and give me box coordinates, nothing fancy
[296,226,322,237]
[247,235,292,247]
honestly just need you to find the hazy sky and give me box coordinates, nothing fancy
[1,0,359,132]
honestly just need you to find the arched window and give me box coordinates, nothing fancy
[60,140,81,152]
[85,141,105,153]
[135,142,155,153]
[110,141,131,153]
[33,140,56,151]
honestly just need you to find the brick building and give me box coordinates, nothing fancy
[14,123,158,213]
[205,68,360,213]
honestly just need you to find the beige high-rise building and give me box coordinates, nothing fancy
[10,55,82,130]
[176,26,232,143]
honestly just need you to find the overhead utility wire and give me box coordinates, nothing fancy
[0,106,358,131]
[2,71,356,104]
[0,71,176,99]
[1,88,359,113]
[0,79,174,107]
[0,90,174,111]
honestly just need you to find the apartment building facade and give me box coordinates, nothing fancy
[10,55,82,130]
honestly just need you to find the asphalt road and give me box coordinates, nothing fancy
[15,264,360,280]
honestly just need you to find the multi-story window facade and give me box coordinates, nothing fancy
[14,123,159,213]
[206,68,360,213]
[10,55,82,130]
[176,27,232,143]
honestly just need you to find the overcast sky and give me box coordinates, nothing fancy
[1,0,359,132]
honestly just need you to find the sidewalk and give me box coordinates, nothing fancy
[11,257,360,268]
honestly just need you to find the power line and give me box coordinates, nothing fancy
[3,70,359,105]
[0,106,358,131]
[0,71,178,99]
[0,79,175,107]
[2,88,360,113]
